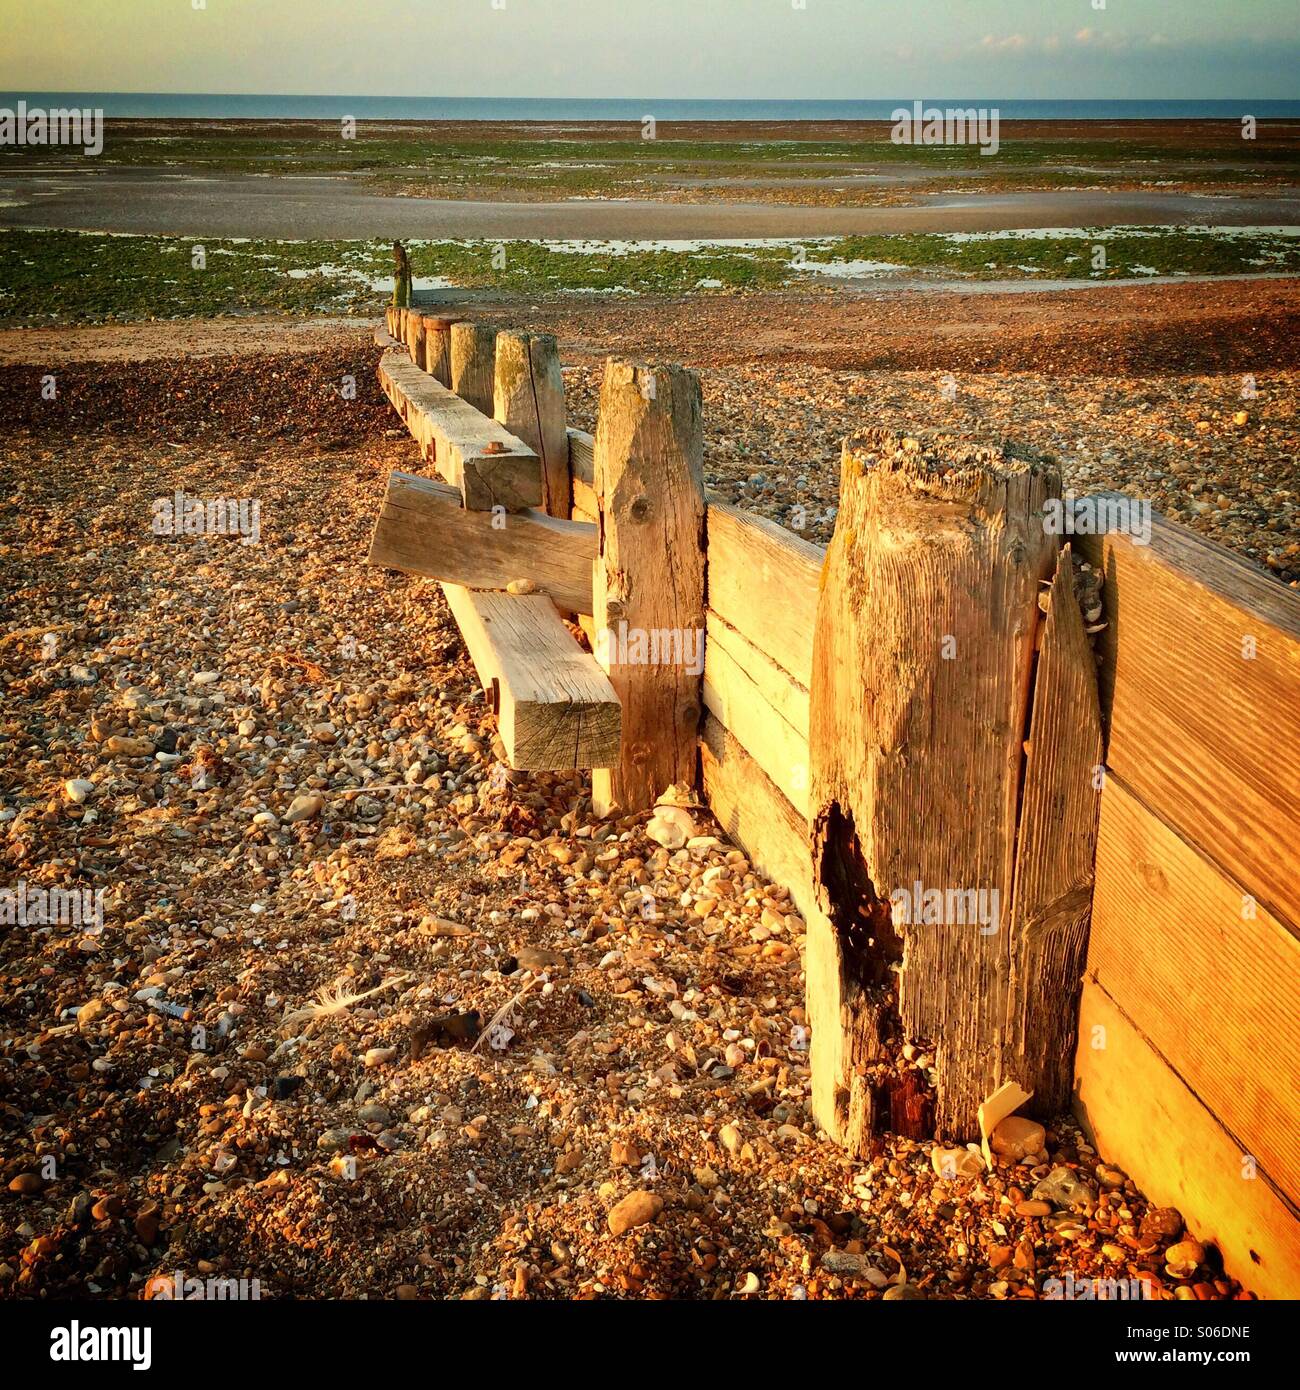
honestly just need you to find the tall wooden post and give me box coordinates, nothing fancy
[450,322,498,417]
[422,315,463,387]
[591,360,706,817]
[405,310,426,365]
[808,430,1100,1146]
[495,331,570,519]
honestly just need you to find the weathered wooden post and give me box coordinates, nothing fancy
[591,360,706,817]
[450,322,498,417]
[808,430,1101,1148]
[405,310,426,364]
[421,315,464,387]
[495,331,570,519]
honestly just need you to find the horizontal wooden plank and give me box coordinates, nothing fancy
[700,712,815,928]
[367,471,596,616]
[441,584,620,770]
[706,501,824,688]
[703,611,810,816]
[1075,979,1300,1302]
[1088,775,1300,1206]
[1077,511,1300,936]
[378,352,541,512]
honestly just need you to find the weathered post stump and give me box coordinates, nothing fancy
[450,322,498,418]
[591,360,706,816]
[809,430,1101,1147]
[421,315,464,388]
[495,331,570,519]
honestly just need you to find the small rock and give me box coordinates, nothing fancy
[363,1047,396,1068]
[103,735,154,758]
[1140,1207,1184,1243]
[516,946,567,975]
[610,1140,641,1168]
[607,1190,663,1236]
[1032,1165,1096,1211]
[63,778,96,805]
[883,1283,926,1300]
[931,1145,983,1179]
[358,1103,391,1126]
[1165,1238,1207,1279]
[1015,1199,1052,1218]
[990,1115,1046,1161]
[77,998,109,1028]
[284,793,325,823]
[8,1174,45,1195]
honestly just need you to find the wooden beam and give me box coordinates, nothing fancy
[706,501,824,689]
[367,471,595,616]
[1088,775,1300,1206]
[1002,544,1104,1117]
[441,584,620,770]
[702,610,810,817]
[495,330,570,519]
[809,431,1061,1142]
[1075,980,1300,1302]
[1077,511,1300,936]
[591,360,707,816]
[378,352,541,512]
[450,322,498,417]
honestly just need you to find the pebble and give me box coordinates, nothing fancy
[515,947,567,975]
[931,1145,983,1179]
[77,998,109,1027]
[1140,1206,1184,1243]
[607,1190,663,1236]
[990,1115,1046,1160]
[1032,1165,1096,1211]
[102,735,154,758]
[610,1140,641,1167]
[62,778,96,804]
[284,793,325,822]
[363,1047,396,1068]
[883,1283,926,1300]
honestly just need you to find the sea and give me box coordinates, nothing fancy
[4,95,1299,122]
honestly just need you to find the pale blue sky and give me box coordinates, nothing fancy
[3,0,1297,98]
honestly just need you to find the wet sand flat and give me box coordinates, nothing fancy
[2,168,1299,238]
